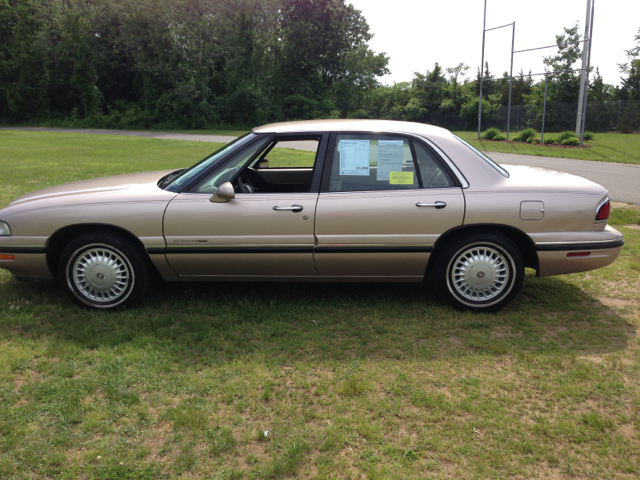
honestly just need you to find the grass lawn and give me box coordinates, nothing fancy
[455,131,640,165]
[1,132,640,479]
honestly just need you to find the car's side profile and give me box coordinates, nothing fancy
[0,120,624,311]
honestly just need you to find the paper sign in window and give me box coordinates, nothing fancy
[376,140,404,181]
[389,171,414,185]
[339,140,370,176]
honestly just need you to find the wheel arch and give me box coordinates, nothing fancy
[45,223,154,279]
[426,223,539,278]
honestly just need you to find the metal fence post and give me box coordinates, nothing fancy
[506,22,516,141]
[541,73,549,144]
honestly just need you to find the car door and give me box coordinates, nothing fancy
[314,133,465,278]
[162,134,327,279]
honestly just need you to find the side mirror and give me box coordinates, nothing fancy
[209,182,235,203]
[256,159,269,169]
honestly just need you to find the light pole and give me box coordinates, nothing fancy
[576,0,592,136]
[477,0,487,140]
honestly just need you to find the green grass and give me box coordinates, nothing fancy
[610,203,640,226]
[1,132,640,478]
[0,131,222,207]
[266,145,317,168]
[0,131,313,206]
[455,131,640,165]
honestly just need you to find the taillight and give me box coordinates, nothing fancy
[595,199,610,222]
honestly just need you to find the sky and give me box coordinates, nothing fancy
[348,0,640,87]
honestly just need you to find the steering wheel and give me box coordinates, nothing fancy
[237,171,254,193]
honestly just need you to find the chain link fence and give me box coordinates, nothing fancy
[423,100,640,133]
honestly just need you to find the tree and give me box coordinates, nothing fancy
[618,28,640,101]
[527,23,584,130]
[275,0,388,119]
[473,61,495,99]
[617,28,640,132]
[407,63,447,121]
[498,69,533,106]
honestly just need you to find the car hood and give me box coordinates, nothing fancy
[499,164,608,196]
[3,170,178,214]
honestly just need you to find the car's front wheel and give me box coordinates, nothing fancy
[59,232,151,309]
[433,232,524,312]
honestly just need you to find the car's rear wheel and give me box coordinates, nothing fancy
[433,232,524,312]
[59,232,151,309]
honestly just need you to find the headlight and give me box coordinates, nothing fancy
[0,221,11,236]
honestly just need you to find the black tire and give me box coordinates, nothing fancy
[433,232,524,312]
[58,232,151,309]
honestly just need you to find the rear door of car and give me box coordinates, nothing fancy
[313,132,465,278]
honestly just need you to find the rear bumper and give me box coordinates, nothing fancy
[535,226,624,277]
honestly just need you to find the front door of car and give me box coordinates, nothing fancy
[162,134,326,279]
[314,133,465,278]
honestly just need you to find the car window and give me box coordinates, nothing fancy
[164,133,257,192]
[454,135,509,177]
[195,136,271,194]
[328,135,418,192]
[413,141,455,188]
[256,139,318,168]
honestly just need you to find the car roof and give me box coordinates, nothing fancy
[252,119,453,140]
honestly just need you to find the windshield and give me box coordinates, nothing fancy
[164,133,256,192]
[454,135,510,178]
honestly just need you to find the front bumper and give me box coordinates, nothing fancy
[0,238,53,280]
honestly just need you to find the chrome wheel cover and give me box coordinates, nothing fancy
[448,244,511,303]
[70,246,132,303]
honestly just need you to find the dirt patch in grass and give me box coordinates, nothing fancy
[579,354,605,364]
[600,297,640,309]
[619,423,637,440]
[612,201,639,210]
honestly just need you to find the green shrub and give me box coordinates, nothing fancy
[557,131,578,142]
[544,136,557,145]
[493,134,506,141]
[583,131,595,140]
[526,136,541,144]
[481,128,501,140]
[561,137,580,146]
[514,128,536,142]
[347,109,369,119]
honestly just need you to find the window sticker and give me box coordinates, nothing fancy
[376,140,404,181]
[389,171,414,185]
[339,140,370,176]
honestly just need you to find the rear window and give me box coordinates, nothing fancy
[454,135,509,178]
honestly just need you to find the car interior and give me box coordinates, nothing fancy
[235,138,319,194]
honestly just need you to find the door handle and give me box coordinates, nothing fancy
[273,205,303,212]
[416,201,447,209]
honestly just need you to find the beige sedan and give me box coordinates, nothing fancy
[0,120,624,311]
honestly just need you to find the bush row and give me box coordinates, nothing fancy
[480,129,594,145]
